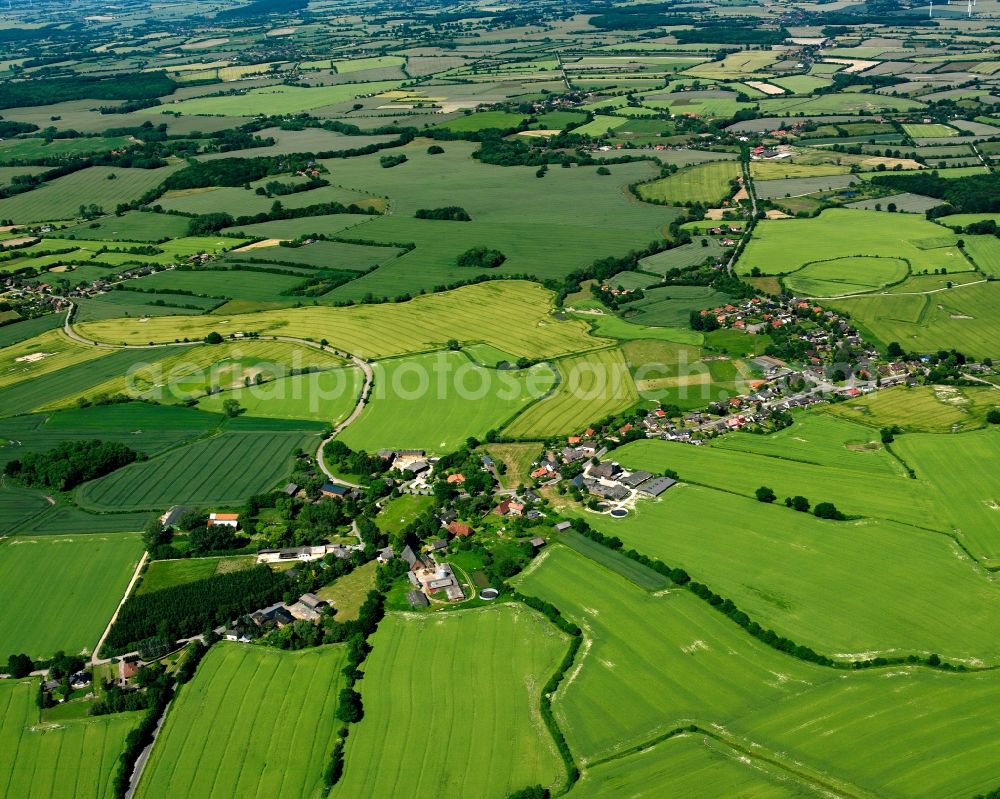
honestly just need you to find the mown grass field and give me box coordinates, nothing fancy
[830,280,1000,359]
[636,160,739,205]
[75,431,317,511]
[783,256,909,296]
[199,367,362,423]
[738,209,963,277]
[78,281,605,360]
[503,348,638,438]
[135,644,347,799]
[332,607,569,799]
[0,534,143,659]
[0,679,142,799]
[54,211,191,242]
[517,545,1000,798]
[340,352,555,453]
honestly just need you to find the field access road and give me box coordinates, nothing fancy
[92,551,149,666]
[805,278,989,301]
[62,304,375,487]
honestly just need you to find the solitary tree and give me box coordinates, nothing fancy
[222,399,242,418]
[755,486,776,503]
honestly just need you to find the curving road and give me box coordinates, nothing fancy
[62,303,375,486]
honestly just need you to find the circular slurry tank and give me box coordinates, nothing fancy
[609,508,629,518]
[480,588,500,600]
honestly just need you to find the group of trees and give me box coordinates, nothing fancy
[415,206,471,221]
[4,440,140,491]
[757,486,846,520]
[456,246,506,269]
[103,566,287,655]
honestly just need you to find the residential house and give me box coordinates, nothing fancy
[225,627,252,643]
[447,521,474,537]
[208,512,239,528]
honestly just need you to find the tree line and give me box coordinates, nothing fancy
[4,440,140,491]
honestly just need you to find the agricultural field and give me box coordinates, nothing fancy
[620,285,733,326]
[636,161,739,205]
[903,123,959,138]
[783,256,909,296]
[332,608,569,798]
[136,555,255,595]
[517,545,1000,798]
[153,81,403,116]
[0,165,179,224]
[567,733,817,799]
[830,281,1000,359]
[135,644,348,799]
[960,234,1000,277]
[339,352,555,452]
[75,431,318,512]
[824,384,999,432]
[77,281,604,360]
[316,560,376,621]
[0,679,142,799]
[0,534,143,660]
[738,209,965,277]
[503,349,639,438]
[199,367,363,423]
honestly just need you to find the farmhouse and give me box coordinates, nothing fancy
[208,512,239,528]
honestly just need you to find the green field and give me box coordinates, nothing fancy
[0,534,143,659]
[830,280,1000,359]
[738,209,965,277]
[568,733,817,798]
[903,123,959,138]
[784,256,909,296]
[152,80,402,116]
[503,348,639,438]
[376,493,436,535]
[636,160,739,205]
[960,234,1000,277]
[136,555,255,595]
[339,352,555,453]
[0,165,179,224]
[0,679,142,799]
[332,607,569,798]
[75,431,317,511]
[824,384,998,432]
[620,285,732,326]
[135,644,347,799]
[54,211,191,242]
[77,281,605,360]
[516,545,1000,798]
[199,367,362,423]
